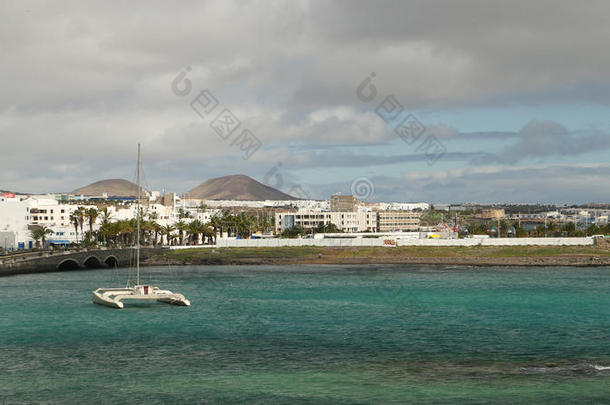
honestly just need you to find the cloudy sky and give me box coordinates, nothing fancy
[1,0,610,203]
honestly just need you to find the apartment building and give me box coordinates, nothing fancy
[376,210,421,232]
[275,210,377,233]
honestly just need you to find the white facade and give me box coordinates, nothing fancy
[275,210,377,233]
[0,196,31,249]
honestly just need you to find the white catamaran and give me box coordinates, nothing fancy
[92,144,190,309]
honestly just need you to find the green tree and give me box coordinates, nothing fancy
[420,209,445,226]
[235,212,254,238]
[202,224,216,244]
[30,226,54,248]
[177,208,191,219]
[209,215,222,239]
[99,207,113,226]
[313,222,342,233]
[162,224,176,246]
[187,220,206,245]
[69,212,80,243]
[561,222,576,237]
[75,207,87,237]
[86,208,99,242]
[175,221,188,245]
[281,225,307,238]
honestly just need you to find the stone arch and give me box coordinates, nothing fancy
[57,259,80,270]
[104,255,119,267]
[83,256,103,269]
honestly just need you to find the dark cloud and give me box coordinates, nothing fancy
[298,163,610,203]
[1,1,609,200]
[472,121,610,164]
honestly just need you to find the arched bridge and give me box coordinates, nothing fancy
[0,248,156,276]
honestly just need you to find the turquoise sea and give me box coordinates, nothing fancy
[1,264,609,404]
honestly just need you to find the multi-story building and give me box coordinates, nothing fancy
[377,210,421,232]
[28,197,83,244]
[275,210,377,233]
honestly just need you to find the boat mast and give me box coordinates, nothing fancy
[136,143,141,285]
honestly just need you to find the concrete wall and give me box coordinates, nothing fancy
[0,231,17,251]
[396,237,593,247]
[208,237,594,248]
[216,238,388,248]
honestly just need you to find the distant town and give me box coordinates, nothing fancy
[1,174,609,252]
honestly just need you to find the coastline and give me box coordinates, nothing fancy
[144,246,610,267]
[2,245,609,277]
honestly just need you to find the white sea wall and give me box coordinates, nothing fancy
[395,237,593,247]
[205,237,594,248]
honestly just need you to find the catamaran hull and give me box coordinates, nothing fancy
[92,290,124,309]
[158,297,191,306]
[92,287,190,309]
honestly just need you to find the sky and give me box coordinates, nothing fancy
[1,0,610,203]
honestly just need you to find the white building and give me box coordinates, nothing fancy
[0,195,31,249]
[27,197,84,244]
[275,210,377,233]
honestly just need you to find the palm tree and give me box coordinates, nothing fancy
[117,219,136,246]
[178,208,191,219]
[69,213,80,242]
[236,212,253,238]
[257,215,272,234]
[151,222,163,246]
[106,221,122,246]
[202,224,215,245]
[162,224,176,246]
[222,211,236,237]
[86,208,99,242]
[75,207,87,237]
[175,221,188,245]
[187,221,201,245]
[209,215,222,239]
[30,226,54,249]
[139,220,156,246]
[98,222,114,246]
[99,207,113,226]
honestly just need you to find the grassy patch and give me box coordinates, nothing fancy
[158,244,610,264]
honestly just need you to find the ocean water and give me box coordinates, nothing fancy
[1,264,609,404]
